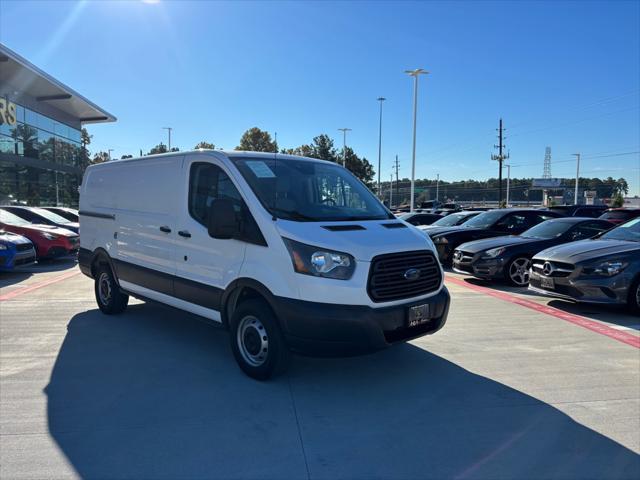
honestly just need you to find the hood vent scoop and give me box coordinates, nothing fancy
[381,222,407,229]
[322,225,366,231]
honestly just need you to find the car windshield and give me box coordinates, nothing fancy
[521,220,572,239]
[232,157,393,222]
[462,210,506,229]
[0,209,31,226]
[600,217,640,242]
[30,208,72,224]
[600,210,637,220]
[431,212,471,227]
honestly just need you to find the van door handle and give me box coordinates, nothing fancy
[178,230,191,238]
[159,226,172,233]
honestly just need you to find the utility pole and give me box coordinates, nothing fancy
[436,173,439,203]
[393,155,400,207]
[405,68,429,212]
[573,153,581,205]
[491,118,509,207]
[163,127,173,151]
[376,97,386,198]
[390,173,393,208]
[505,164,511,207]
[338,128,351,167]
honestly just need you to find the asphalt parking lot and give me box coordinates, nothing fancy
[1,259,639,479]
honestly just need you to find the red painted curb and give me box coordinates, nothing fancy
[0,269,81,301]
[445,275,640,349]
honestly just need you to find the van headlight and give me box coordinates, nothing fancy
[582,260,627,277]
[282,238,355,280]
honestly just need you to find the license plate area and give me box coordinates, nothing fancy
[540,276,555,289]
[407,303,430,328]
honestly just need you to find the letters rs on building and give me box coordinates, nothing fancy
[0,98,17,126]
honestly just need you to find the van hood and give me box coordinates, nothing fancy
[275,219,435,261]
[534,239,640,264]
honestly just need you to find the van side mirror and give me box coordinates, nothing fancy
[207,199,239,239]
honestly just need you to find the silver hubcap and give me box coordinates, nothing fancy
[98,272,112,305]
[237,315,269,367]
[509,258,531,286]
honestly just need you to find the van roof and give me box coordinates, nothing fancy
[93,150,336,166]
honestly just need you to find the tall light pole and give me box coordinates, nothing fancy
[376,97,386,197]
[405,68,429,212]
[573,153,581,205]
[108,149,114,161]
[338,128,351,167]
[505,164,511,207]
[162,127,173,151]
[390,173,394,207]
[436,173,439,203]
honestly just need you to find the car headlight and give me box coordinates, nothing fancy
[481,247,506,259]
[282,238,355,280]
[0,244,7,250]
[582,260,627,277]
[40,232,58,240]
[432,236,448,245]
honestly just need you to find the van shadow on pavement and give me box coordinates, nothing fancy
[46,303,640,480]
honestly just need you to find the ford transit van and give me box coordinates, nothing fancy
[78,151,450,379]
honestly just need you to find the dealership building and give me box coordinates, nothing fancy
[0,43,115,207]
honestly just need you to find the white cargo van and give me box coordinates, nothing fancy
[79,151,450,379]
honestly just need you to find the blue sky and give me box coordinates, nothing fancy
[2,0,639,194]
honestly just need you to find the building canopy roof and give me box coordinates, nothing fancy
[0,43,116,124]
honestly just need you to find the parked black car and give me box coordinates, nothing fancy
[41,207,79,222]
[399,212,443,226]
[452,217,614,286]
[529,218,640,312]
[547,205,608,218]
[418,211,480,232]
[425,209,562,264]
[0,206,79,234]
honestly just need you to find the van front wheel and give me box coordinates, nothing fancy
[94,265,129,314]
[230,299,290,380]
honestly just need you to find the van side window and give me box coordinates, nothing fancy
[189,163,266,246]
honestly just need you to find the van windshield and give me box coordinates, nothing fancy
[233,157,394,222]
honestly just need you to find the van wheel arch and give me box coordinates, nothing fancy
[89,248,119,286]
[222,279,279,330]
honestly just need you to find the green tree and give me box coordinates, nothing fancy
[80,128,92,169]
[148,143,168,155]
[611,193,624,207]
[236,127,277,152]
[121,154,133,159]
[92,151,110,164]
[194,141,215,149]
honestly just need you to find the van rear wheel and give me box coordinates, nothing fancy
[230,299,290,380]
[94,264,129,314]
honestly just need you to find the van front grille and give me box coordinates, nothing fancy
[368,250,441,302]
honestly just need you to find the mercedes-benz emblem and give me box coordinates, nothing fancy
[542,262,554,276]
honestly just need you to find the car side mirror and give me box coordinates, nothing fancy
[207,199,239,239]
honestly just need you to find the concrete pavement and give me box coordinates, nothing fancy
[1,259,639,479]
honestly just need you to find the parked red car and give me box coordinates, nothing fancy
[598,208,640,225]
[0,209,80,259]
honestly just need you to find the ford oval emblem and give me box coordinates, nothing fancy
[404,268,421,281]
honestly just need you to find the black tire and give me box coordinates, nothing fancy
[94,264,129,314]
[505,256,532,287]
[229,298,290,380]
[628,277,640,315]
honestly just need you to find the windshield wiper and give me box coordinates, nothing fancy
[270,208,316,221]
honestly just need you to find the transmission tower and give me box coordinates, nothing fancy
[543,147,552,179]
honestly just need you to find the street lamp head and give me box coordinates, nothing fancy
[405,68,429,76]
[338,128,352,132]
[377,97,386,102]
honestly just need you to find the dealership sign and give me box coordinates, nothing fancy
[0,98,17,126]
[531,178,563,189]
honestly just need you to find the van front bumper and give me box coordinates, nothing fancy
[272,287,450,356]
